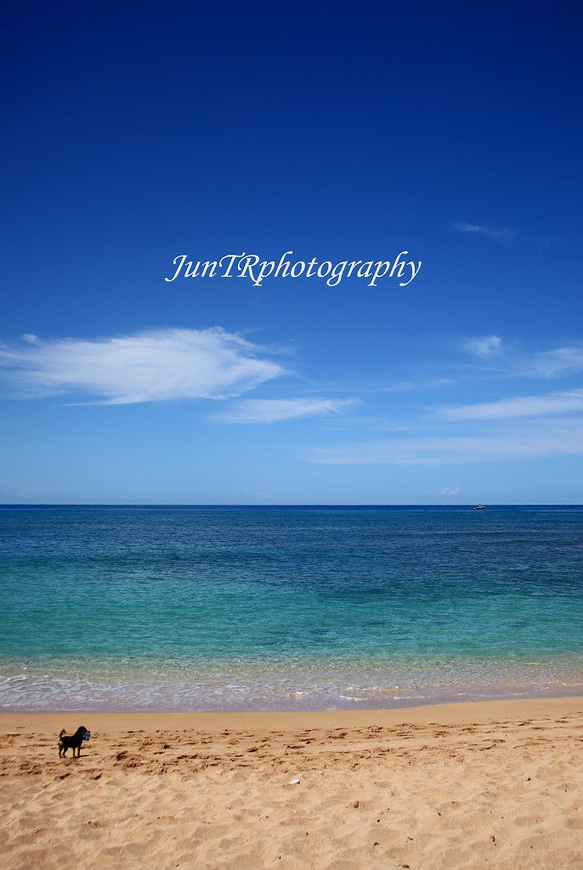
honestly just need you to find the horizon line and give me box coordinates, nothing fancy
[1,503,582,509]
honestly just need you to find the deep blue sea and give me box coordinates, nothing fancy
[1,505,582,711]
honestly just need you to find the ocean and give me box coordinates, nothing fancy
[1,505,582,711]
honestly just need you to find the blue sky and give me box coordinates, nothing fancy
[2,1,582,504]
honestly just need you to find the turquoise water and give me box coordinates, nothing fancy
[1,506,582,710]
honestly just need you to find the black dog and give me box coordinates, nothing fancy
[58,726,89,758]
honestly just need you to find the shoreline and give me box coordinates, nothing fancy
[2,694,582,733]
[4,659,583,714]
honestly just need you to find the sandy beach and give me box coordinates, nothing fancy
[1,697,582,869]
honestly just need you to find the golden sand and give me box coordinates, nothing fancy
[1,697,582,869]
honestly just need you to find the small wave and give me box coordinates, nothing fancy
[2,655,583,712]
[2,674,30,684]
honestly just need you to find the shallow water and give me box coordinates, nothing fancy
[1,505,582,710]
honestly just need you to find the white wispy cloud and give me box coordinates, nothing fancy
[460,337,583,379]
[310,418,583,465]
[454,221,518,245]
[442,389,583,421]
[462,335,503,357]
[210,397,358,424]
[439,486,461,495]
[0,329,285,404]
[517,346,583,378]
[382,378,455,392]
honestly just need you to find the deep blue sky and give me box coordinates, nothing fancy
[2,1,582,503]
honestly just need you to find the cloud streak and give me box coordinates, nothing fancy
[442,389,583,421]
[310,418,583,465]
[518,346,583,378]
[0,329,285,404]
[210,397,358,424]
[454,221,518,245]
[460,337,583,379]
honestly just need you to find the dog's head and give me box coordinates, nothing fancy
[75,726,89,739]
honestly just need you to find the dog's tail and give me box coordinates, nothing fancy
[59,729,66,738]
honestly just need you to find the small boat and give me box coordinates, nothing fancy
[474,504,486,510]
